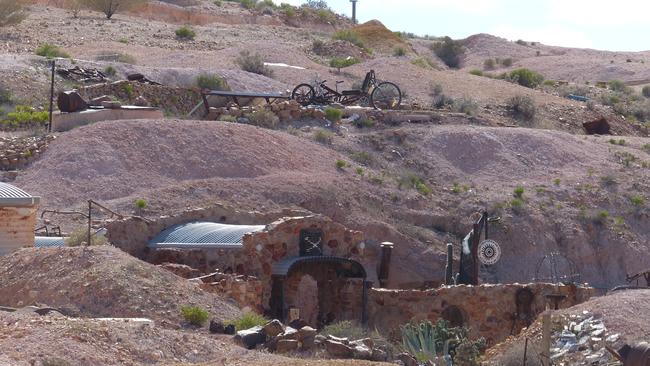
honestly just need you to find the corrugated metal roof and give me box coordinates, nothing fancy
[272,256,366,277]
[148,222,265,249]
[0,182,39,206]
[34,236,66,248]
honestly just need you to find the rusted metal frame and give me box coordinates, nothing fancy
[202,93,210,116]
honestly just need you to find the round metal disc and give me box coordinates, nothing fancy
[478,239,502,266]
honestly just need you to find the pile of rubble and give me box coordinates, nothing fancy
[550,311,620,365]
[0,134,54,171]
[211,318,393,362]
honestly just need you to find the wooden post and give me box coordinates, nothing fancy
[523,337,528,366]
[48,60,55,133]
[541,306,551,366]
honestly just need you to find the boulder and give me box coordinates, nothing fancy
[396,353,418,366]
[262,319,284,339]
[224,324,236,335]
[327,335,350,345]
[134,96,149,107]
[209,319,225,334]
[276,339,300,354]
[288,319,308,330]
[234,326,265,349]
[279,326,298,340]
[371,348,388,362]
[352,343,372,360]
[325,339,353,359]
[298,326,317,350]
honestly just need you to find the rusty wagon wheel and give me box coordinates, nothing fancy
[291,84,315,106]
[370,82,402,110]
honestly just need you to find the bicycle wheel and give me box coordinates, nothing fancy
[370,82,402,110]
[291,84,315,106]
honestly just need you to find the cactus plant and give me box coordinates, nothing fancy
[401,320,438,361]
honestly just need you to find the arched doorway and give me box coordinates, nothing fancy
[270,256,367,328]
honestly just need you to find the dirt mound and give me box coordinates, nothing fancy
[0,246,241,325]
[351,20,411,54]
[15,119,341,209]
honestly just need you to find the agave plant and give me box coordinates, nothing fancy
[401,320,438,361]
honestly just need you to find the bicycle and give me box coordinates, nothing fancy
[291,70,402,110]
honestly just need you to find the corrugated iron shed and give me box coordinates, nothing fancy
[0,182,40,207]
[148,222,265,249]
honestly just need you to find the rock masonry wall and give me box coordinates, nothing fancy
[0,135,54,172]
[367,283,596,346]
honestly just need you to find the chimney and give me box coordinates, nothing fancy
[377,241,393,288]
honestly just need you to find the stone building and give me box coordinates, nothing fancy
[0,183,40,256]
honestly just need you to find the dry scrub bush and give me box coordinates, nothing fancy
[0,0,26,27]
[236,51,273,77]
[508,95,537,121]
[81,0,147,19]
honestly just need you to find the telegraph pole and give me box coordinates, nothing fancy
[350,0,358,24]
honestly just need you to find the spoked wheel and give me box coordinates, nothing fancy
[370,82,402,110]
[291,84,315,106]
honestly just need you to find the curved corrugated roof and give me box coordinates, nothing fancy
[0,182,39,206]
[34,236,66,248]
[272,256,366,277]
[148,222,265,249]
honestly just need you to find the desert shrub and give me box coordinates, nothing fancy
[0,0,26,27]
[399,174,431,195]
[483,58,495,70]
[236,51,273,77]
[214,0,222,5]
[630,195,646,206]
[103,65,116,76]
[0,84,11,104]
[401,319,485,364]
[543,79,556,87]
[354,118,375,128]
[469,69,483,77]
[432,94,454,109]
[220,115,237,122]
[642,143,650,152]
[321,320,367,340]
[303,0,328,9]
[196,74,229,90]
[313,129,333,144]
[335,159,346,169]
[608,79,630,93]
[65,227,108,247]
[393,46,406,57]
[2,105,48,129]
[280,4,295,17]
[355,167,364,175]
[236,0,257,9]
[411,57,437,69]
[501,58,513,67]
[431,36,464,68]
[175,26,196,40]
[515,39,527,46]
[315,8,334,22]
[508,68,544,88]
[507,95,537,121]
[629,101,650,122]
[324,107,342,122]
[452,97,478,116]
[332,30,365,49]
[312,39,326,55]
[226,312,267,331]
[247,109,279,129]
[134,198,147,210]
[36,43,70,59]
[180,306,209,326]
[329,57,360,71]
[350,151,373,165]
[513,186,525,199]
[81,0,146,19]
[642,86,650,98]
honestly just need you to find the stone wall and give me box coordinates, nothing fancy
[199,274,264,313]
[0,135,54,172]
[0,206,38,255]
[78,81,202,116]
[367,283,595,346]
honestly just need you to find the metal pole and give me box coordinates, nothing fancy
[48,60,55,133]
[351,0,357,24]
[523,337,528,366]
[87,200,92,246]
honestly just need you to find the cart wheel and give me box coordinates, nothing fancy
[370,82,402,110]
[291,84,315,106]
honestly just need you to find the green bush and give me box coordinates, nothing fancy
[642,86,650,98]
[350,151,373,165]
[175,26,196,40]
[608,80,630,93]
[432,36,464,68]
[180,306,209,326]
[330,57,360,71]
[630,195,646,206]
[313,129,333,144]
[469,69,483,76]
[335,159,346,169]
[515,39,527,46]
[501,58,513,67]
[324,107,343,122]
[247,109,279,129]
[134,198,147,210]
[393,47,406,57]
[399,175,431,196]
[236,51,273,77]
[237,0,257,9]
[642,143,650,152]
[513,185,525,199]
[2,105,48,129]
[332,30,365,49]
[103,65,117,77]
[35,43,70,59]
[483,58,495,70]
[312,39,326,55]
[196,74,229,90]
[452,97,478,116]
[508,68,544,88]
[321,320,368,340]
[65,227,107,247]
[0,84,11,104]
[226,312,267,331]
[508,95,537,121]
[411,57,437,69]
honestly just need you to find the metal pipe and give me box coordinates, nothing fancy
[48,60,55,133]
[523,337,528,365]
[445,243,454,285]
[350,0,357,24]
[378,241,393,288]
[88,200,92,246]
